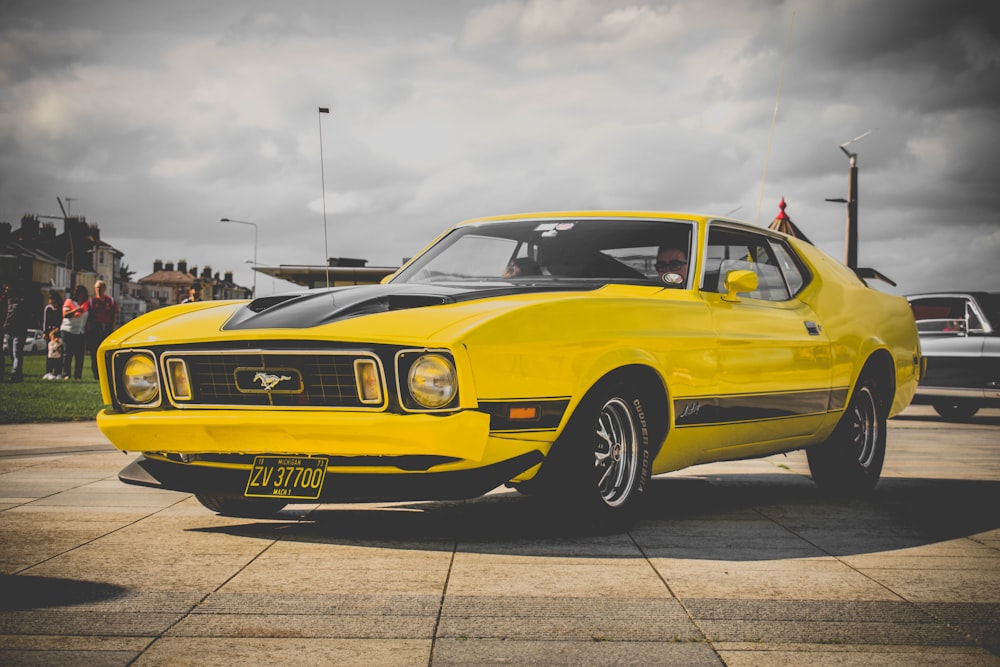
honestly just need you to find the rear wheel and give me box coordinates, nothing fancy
[538,380,655,523]
[933,401,980,421]
[195,494,287,517]
[807,375,886,493]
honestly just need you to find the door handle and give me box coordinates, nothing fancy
[804,321,822,336]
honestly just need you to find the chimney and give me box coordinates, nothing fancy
[39,223,56,245]
[0,221,10,244]
[18,215,39,241]
[224,271,233,283]
[190,265,198,278]
[88,223,100,242]
[202,266,212,279]
[153,259,163,272]
[178,260,188,274]
[164,262,175,272]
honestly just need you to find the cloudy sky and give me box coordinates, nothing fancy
[1,0,998,296]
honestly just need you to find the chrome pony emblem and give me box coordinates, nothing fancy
[254,372,292,391]
[234,367,302,394]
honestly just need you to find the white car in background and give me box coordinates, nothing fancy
[3,329,46,355]
[907,292,1000,420]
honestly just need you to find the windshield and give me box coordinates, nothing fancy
[392,218,695,287]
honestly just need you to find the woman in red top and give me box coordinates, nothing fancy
[61,285,89,380]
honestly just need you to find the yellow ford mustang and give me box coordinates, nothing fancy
[97,212,920,520]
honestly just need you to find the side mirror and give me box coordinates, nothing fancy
[723,269,758,302]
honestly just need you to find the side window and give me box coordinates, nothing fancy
[769,239,808,296]
[910,297,976,333]
[965,301,984,332]
[701,227,791,301]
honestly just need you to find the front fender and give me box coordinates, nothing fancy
[569,347,666,412]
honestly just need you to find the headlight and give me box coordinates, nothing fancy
[123,354,160,404]
[407,353,457,409]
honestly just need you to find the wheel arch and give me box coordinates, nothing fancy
[571,363,671,458]
[854,347,896,417]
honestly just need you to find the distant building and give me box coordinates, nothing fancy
[253,257,398,289]
[137,259,252,312]
[118,292,148,324]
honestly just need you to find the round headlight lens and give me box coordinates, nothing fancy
[123,355,159,404]
[407,353,457,409]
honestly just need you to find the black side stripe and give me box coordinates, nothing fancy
[674,388,849,427]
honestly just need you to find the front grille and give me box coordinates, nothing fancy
[162,350,385,409]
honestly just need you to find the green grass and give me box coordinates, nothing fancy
[0,353,106,424]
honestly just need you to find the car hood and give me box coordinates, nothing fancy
[223,282,600,331]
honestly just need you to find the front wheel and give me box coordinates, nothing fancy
[195,494,287,517]
[538,381,655,523]
[807,376,886,493]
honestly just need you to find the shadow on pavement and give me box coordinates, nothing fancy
[0,575,128,611]
[189,474,1000,560]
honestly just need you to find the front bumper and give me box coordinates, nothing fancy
[97,408,499,460]
[98,407,554,501]
[119,450,544,502]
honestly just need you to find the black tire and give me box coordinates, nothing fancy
[537,380,655,523]
[195,494,287,517]
[932,402,980,421]
[807,375,886,493]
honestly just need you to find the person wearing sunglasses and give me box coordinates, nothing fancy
[655,246,688,286]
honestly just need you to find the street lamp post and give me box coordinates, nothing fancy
[318,106,331,288]
[220,217,258,297]
[828,130,873,269]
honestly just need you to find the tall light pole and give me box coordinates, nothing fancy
[831,130,873,269]
[318,106,331,288]
[220,217,258,297]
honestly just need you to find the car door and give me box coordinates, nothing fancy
[678,224,833,461]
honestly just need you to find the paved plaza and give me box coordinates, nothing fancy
[0,406,998,665]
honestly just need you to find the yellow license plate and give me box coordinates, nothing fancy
[245,456,327,500]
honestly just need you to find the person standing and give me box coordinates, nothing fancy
[86,280,118,380]
[61,284,89,380]
[181,284,201,303]
[0,282,7,381]
[45,329,63,380]
[3,280,31,383]
[43,291,62,336]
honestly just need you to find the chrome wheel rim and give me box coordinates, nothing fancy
[594,397,639,507]
[850,386,879,469]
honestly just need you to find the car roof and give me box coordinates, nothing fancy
[907,292,999,299]
[458,211,726,226]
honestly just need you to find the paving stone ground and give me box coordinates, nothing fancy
[0,405,998,666]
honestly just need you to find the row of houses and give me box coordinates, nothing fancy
[0,214,250,331]
[128,259,251,309]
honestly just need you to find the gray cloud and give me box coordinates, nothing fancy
[0,0,997,295]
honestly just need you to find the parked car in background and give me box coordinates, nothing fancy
[95,211,920,523]
[907,292,1000,420]
[3,329,46,355]
[24,329,46,354]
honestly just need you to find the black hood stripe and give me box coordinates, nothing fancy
[223,283,598,330]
